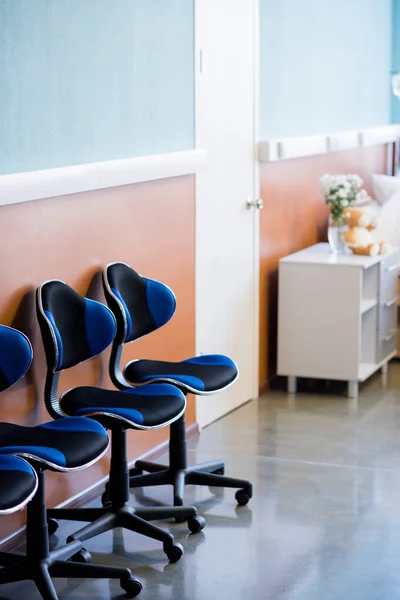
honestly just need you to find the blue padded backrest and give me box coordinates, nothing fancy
[104,262,176,343]
[38,281,116,371]
[85,299,116,358]
[0,325,32,392]
[145,278,176,329]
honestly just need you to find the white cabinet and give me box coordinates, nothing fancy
[277,243,400,398]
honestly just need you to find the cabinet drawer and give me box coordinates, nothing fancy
[380,263,398,305]
[380,252,400,301]
[377,332,397,363]
[379,301,398,338]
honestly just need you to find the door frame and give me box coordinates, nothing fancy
[194,0,261,418]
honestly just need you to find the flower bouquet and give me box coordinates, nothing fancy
[319,173,366,253]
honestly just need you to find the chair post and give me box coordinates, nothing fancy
[26,469,49,561]
[169,414,188,471]
[109,427,130,508]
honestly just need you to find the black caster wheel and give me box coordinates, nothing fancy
[101,490,110,506]
[70,549,92,564]
[235,488,252,506]
[47,518,59,536]
[121,576,143,598]
[164,542,184,563]
[187,515,206,534]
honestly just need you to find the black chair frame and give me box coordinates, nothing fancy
[102,263,253,507]
[43,371,203,563]
[108,343,253,508]
[0,466,142,600]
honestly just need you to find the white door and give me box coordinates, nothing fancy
[195,0,260,428]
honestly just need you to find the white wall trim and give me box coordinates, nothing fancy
[258,124,400,163]
[0,149,207,207]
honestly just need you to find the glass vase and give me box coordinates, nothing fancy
[328,214,347,254]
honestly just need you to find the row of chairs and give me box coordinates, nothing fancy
[0,261,253,599]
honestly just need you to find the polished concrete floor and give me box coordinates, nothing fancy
[4,364,400,599]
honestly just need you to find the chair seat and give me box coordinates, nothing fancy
[124,355,238,394]
[60,383,186,428]
[0,418,109,470]
[0,455,37,513]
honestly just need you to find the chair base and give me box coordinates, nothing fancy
[130,461,253,507]
[0,547,141,600]
[48,504,202,562]
[0,469,141,600]
[49,427,205,562]
[128,415,253,507]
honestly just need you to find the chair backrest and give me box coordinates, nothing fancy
[37,280,116,372]
[103,262,176,344]
[0,325,32,392]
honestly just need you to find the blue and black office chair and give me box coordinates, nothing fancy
[0,455,37,514]
[36,280,205,563]
[0,324,141,599]
[103,262,253,507]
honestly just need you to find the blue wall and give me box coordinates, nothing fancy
[260,0,393,139]
[0,0,194,175]
[392,0,400,123]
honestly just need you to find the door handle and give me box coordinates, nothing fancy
[384,297,398,307]
[246,197,264,210]
[385,264,399,273]
[381,330,397,342]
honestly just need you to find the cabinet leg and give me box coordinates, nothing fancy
[348,380,359,399]
[288,376,297,394]
[381,362,388,375]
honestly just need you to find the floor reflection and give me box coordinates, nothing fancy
[3,363,400,598]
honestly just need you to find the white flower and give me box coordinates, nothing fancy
[320,172,364,205]
[319,174,334,195]
[347,174,363,189]
[341,199,349,206]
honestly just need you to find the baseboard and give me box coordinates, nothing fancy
[259,372,282,396]
[0,421,200,552]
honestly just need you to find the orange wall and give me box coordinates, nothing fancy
[0,175,196,540]
[259,145,388,391]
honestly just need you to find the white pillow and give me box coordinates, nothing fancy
[375,189,400,249]
[372,174,400,205]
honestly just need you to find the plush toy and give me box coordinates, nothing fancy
[344,207,390,257]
